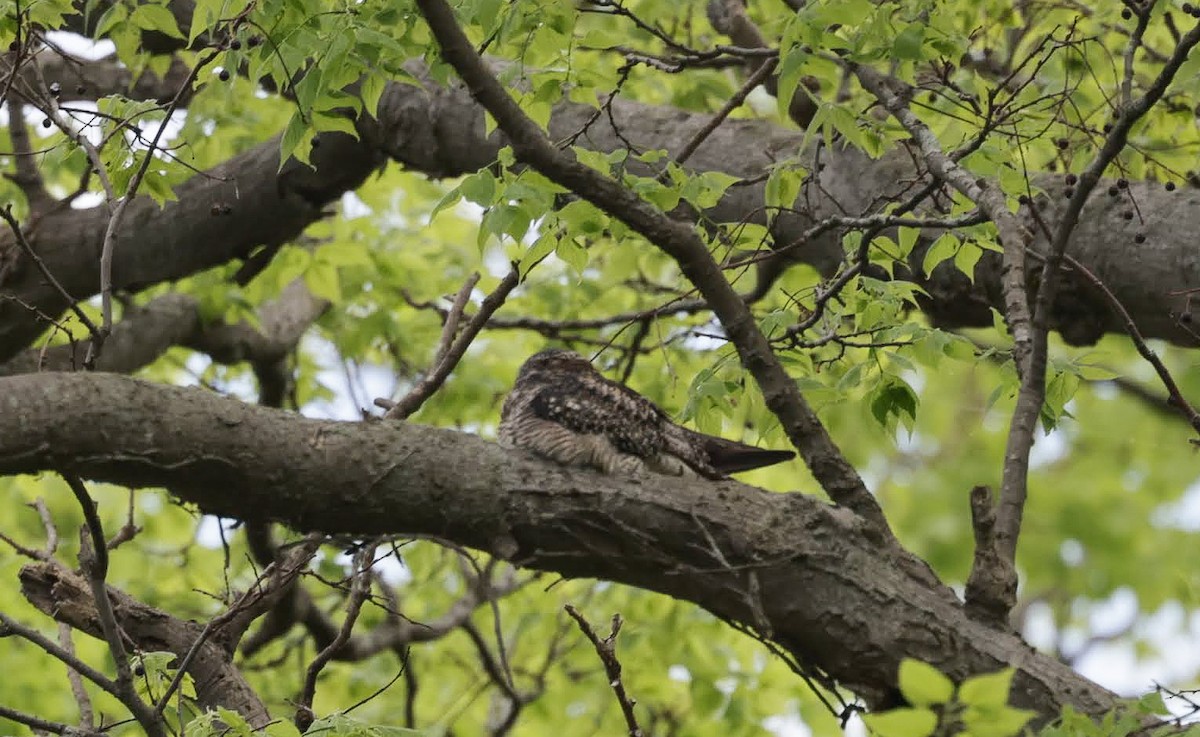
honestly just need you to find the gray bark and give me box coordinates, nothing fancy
[3,65,1195,371]
[0,372,1121,723]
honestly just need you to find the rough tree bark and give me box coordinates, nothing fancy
[0,372,1122,723]
[2,65,1197,367]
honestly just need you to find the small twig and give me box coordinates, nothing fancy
[675,56,777,166]
[92,49,219,364]
[380,267,519,419]
[295,545,376,730]
[435,272,480,366]
[0,704,83,736]
[564,605,643,737]
[58,622,95,730]
[33,497,58,557]
[61,473,164,737]
[107,489,139,550]
[0,205,101,340]
[1062,253,1200,436]
[0,611,125,704]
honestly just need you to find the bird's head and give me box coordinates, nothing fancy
[516,349,594,378]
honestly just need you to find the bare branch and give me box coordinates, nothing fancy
[0,205,101,341]
[295,545,376,730]
[92,49,218,362]
[58,623,95,731]
[381,267,519,419]
[564,606,643,737]
[1061,253,1200,437]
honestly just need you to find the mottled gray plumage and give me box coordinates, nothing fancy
[498,349,795,479]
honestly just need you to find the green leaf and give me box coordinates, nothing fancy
[897,658,954,707]
[360,74,387,118]
[262,722,303,737]
[94,3,129,37]
[311,112,359,137]
[764,166,803,215]
[863,707,938,737]
[279,111,312,170]
[958,668,1015,708]
[555,237,588,273]
[922,232,959,275]
[893,23,926,60]
[214,707,253,737]
[962,705,1035,737]
[870,377,919,432]
[304,260,343,303]
[130,4,184,38]
[460,170,496,206]
[955,242,983,283]
[188,0,227,46]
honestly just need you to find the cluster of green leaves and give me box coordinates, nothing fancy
[868,659,1197,737]
[866,660,1034,737]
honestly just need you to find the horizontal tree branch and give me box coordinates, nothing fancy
[0,371,1122,723]
[3,57,1194,371]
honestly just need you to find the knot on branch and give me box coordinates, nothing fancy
[964,485,1017,627]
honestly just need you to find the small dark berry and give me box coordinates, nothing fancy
[1064,187,1075,198]
[1186,2,1194,12]
[1122,8,1132,19]
[1056,138,1069,149]
[230,38,242,51]
[1117,178,1129,189]
[75,84,86,94]
[1065,173,1078,185]
[41,118,51,129]
[1123,210,1133,220]
[927,93,937,104]
[248,35,263,47]
[218,69,231,82]
[311,137,321,149]
[133,665,145,676]
[1166,181,1177,191]
[1134,233,1146,243]
[49,82,61,97]
[1018,194,1031,205]
[1108,186,1120,197]
[7,41,17,53]
[1192,4,1200,17]
[1103,122,1114,133]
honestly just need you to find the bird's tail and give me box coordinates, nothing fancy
[690,431,796,475]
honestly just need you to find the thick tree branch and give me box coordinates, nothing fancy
[0,128,380,363]
[0,372,1123,722]
[4,62,1197,370]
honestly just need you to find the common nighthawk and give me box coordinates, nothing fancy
[498,349,795,479]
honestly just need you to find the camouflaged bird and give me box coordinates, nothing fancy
[498,349,796,479]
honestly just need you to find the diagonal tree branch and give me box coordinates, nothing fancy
[413,0,903,554]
